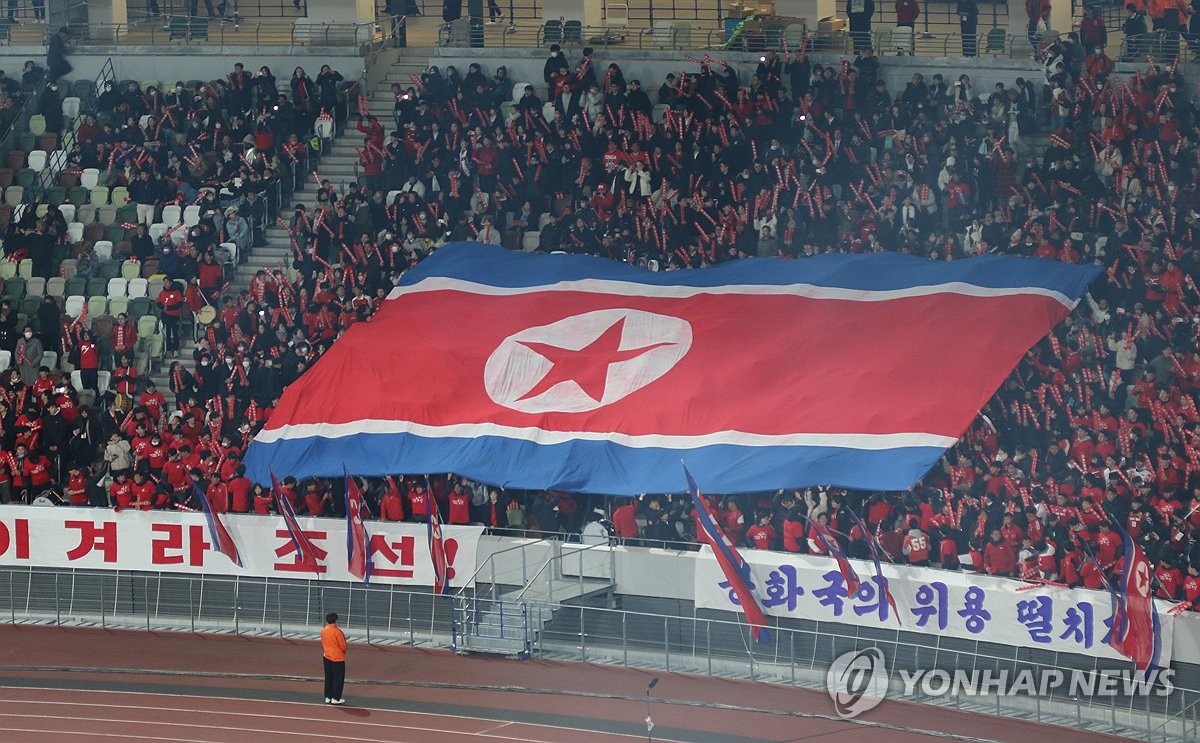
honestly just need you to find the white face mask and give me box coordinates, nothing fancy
[23,332,32,339]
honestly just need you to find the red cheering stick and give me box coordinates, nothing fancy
[357,94,369,117]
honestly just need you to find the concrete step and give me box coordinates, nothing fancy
[458,633,529,658]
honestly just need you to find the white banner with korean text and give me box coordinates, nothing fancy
[693,547,1176,666]
[0,506,483,587]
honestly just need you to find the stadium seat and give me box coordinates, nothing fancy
[161,205,181,225]
[83,222,105,243]
[90,186,109,206]
[107,278,128,298]
[114,205,137,226]
[109,186,130,206]
[26,151,47,172]
[47,151,68,176]
[40,351,57,370]
[3,276,23,300]
[96,261,121,281]
[147,277,164,298]
[522,231,541,252]
[61,96,81,120]
[93,240,113,262]
[107,296,129,318]
[64,277,85,296]
[69,186,90,208]
[315,117,334,148]
[149,222,167,242]
[0,168,11,188]
[67,219,85,246]
[17,258,32,279]
[5,151,22,171]
[120,260,140,281]
[3,186,22,206]
[13,168,33,190]
[97,206,118,225]
[27,114,46,137]
[0,350,8,370]
[385,190,402,207]
[137,315,159,339]
[85,277,107,297]
[38,134,59,153]
[127,278,148,298]
[64,295,85,317]
[20,295,40,320]
[24,277,45,297]
[79,169,100,190]
[86,295,108,318]
[127,296,150,319]
[34,204,48,218]
[183,205,201,226]
[58,204,75,222]
[0,261,15,280]
[106,224,128,244]
[219,242,238,267]
[45,277,65,298]
[72,79,93,101]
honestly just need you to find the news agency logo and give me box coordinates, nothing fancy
[827,647,1177,719]
[826,648,889,719]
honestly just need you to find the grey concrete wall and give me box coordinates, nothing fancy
[0,47,366,87]
[430,45,1049,101]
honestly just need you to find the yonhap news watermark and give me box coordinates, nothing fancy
[826,648,1175,720]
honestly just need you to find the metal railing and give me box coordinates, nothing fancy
[436,22,1039,57]
[0,67,45,169]
[25,58,115,206]
[1,563,1198,741]
[511,539,616,603]
[65,16,403,50]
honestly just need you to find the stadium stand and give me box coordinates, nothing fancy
[0,12,1198,613]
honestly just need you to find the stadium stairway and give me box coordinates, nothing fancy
[140,54,426,408]
[141,122,359,407]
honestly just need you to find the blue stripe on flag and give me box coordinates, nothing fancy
[245,432,947,494]
[395,242,1101,296]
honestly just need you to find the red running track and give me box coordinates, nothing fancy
[0,625,1128,743]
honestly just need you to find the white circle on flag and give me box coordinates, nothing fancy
[484,308,693,414]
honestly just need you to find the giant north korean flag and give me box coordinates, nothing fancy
[244,243,1099,494]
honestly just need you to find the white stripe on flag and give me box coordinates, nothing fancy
[253,419,957,450]
[388,277,1080,309]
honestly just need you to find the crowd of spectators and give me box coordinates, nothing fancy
[2,25,1200,610]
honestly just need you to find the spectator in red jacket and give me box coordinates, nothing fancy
[746,514,777,550]
[1079,6,1108,48]
[982,530,1017,576]
[895,0,920,53]
[613,500,640,541]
